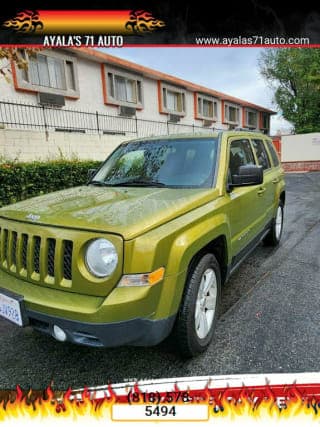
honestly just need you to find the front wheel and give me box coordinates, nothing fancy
[263,201,284,246]
[173,253,221,358]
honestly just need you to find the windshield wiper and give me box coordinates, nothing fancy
[88,180,113,186]
[111,180,166,187]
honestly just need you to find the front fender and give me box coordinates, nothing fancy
[166,213,230,274]
[123,199,231,319]
[156,214,230,317]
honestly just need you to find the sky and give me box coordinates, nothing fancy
[101,47,293,135]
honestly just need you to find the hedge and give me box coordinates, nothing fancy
[0,160,101,207]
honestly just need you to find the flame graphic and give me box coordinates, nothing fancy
[3,10,43,33]
[0,383,320,422]
[2,10,165,34]
[0,385,116,421]
[125,9,165,33]
[209,383,320,421]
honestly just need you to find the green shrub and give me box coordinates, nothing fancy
[0,160,101,207]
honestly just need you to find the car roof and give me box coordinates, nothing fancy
[121,131,270,145]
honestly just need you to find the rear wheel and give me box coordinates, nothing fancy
[174,253,221,358]
[264,201,284,246]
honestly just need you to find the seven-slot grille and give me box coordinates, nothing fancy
[0,227,73,284]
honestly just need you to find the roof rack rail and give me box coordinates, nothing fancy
[213,127,226,131]
[234,127,259,132]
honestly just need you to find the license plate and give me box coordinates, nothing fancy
[0,291,24,326]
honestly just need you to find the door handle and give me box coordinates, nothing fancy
[257,187,266,196]
[272,178,279,184]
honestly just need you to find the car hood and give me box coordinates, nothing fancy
[0,186,219,239]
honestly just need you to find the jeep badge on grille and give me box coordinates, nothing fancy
[26,213,40,222]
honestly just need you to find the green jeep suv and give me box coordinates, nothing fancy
[0,131,285,357]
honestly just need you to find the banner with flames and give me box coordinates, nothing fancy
[1,373,320,425]
[2,10,165,35]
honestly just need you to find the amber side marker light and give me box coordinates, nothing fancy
[117,267,165,287]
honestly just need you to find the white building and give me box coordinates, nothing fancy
[0,48,275,161]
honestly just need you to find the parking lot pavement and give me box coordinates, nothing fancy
[0,172,320,390]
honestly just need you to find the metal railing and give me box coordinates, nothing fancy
[0,100,217,138]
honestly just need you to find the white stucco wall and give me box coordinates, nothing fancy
[0,51,237,131]
[0,129,130,162]
[0,55,107,113]
[281,133,320,162]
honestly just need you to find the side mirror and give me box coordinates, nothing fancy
[87,168,97,181]
[231,164,263,187]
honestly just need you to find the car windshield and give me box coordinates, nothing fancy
[90,137,219,188]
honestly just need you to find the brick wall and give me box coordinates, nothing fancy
[281,160,320,172]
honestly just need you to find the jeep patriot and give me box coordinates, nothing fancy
[0,131,285,357]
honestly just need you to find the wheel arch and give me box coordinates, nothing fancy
[159,225,230,318]
[186,235,229,286]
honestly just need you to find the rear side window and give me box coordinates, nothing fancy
[251,139,271,170]
[266,140,280,167]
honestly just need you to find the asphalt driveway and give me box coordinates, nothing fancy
[0,172,319,390]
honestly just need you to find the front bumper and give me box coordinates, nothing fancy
[0,267,177,347]
[27,308,176,347]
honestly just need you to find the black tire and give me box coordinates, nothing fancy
[263,201,284,246]
[173,253,221,358]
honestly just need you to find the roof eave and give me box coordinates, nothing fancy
[70,47,276,114]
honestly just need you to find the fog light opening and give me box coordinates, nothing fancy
[53,325,67,342]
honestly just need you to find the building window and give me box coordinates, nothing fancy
[261,112,270,130]
[160,83,186,115]
[14,50,79,98]
[107,72,143,106]
[196,94,218,120]
[163,88,185,113]
[245,109,258,128]
[66,61,76,91]
[29,55,66,90]
[224,103,240,124]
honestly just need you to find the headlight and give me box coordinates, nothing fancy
[85,238,118,278]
